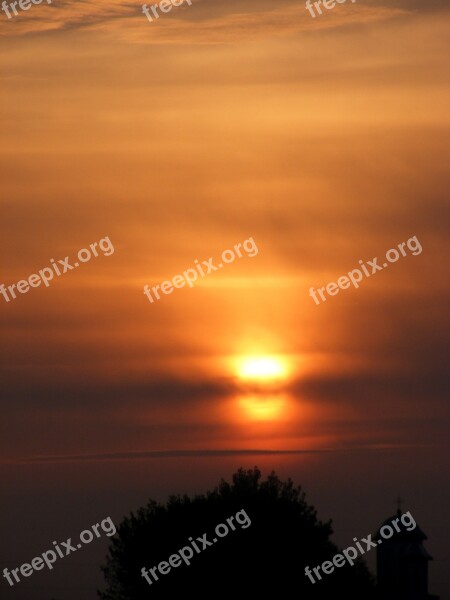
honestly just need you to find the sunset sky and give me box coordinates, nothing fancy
[1,0,449,598]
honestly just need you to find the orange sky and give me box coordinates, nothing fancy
[1,0,449,461]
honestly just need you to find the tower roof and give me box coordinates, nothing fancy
[374,510,428,542]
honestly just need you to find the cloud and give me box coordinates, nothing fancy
[14,447,327,463]
[0,0,418,42]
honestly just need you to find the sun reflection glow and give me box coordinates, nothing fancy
[238,395,286,421]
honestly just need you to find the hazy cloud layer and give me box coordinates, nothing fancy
[0,0,439,41]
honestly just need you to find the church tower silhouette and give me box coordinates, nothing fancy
[375,507,439,600]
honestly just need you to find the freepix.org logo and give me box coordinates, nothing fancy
[0,236,115,303]
[141,509,251,587]
[306,0,357,19]
[308,235,422,305]
[143,237,258,304]
[1,0,52,20]
[142,0,192,23]
[304,511,417,584]
[3,517,116,587]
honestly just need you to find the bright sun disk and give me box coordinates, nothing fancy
[237,356,288,381]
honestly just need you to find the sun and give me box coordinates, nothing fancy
[231,354,292,422]
[236,356,288,382]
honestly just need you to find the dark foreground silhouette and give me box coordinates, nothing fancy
[99,468,375,599]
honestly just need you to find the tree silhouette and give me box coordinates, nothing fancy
[99,467,375,599]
